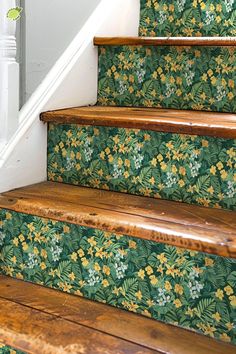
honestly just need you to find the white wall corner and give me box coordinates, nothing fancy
[0,0,140,193]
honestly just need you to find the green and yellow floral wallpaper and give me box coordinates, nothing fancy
[47,123,236,211]
[139,0,236,36]
[0,209,235,344]
[97,45,236,113]
[0,344,25,354]
[2,0,236,350]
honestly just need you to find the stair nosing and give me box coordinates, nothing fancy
[0,181,235,258]
[93,36,236,46]
[40,107,236,139]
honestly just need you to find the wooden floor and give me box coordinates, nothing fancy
[40,106,236,139]
[0,181,235,258]
[0,275,235,354]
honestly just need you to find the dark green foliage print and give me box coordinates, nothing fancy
[0,209,236,344]
[139,0,236,36]
[47,124,236,211]
[97,45,236,113]
[0,344,26,354]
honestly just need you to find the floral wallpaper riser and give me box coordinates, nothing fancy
[0,209,235,344]
[47,124,236,211]
[0,344,25,354]
[97,45,236,113]
[139,0,236,36]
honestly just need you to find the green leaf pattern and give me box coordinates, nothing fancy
[2,1,236,347]
[47,124,236,211]
[0,344,25,354]
[0,209,235,344]
[139,0,236,36]
[97,45,236,112]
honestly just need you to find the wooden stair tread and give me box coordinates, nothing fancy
[40,106,236,139]
[0,275,235,354]
[0,181,236,258]
[0,277,157,354]
[94,36,236,46]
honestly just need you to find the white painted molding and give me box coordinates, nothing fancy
[0,0,140,192]
[0,0,19,145]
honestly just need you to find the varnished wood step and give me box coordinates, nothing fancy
[0,181,236,258]
[94,36,236,46]
[0,277,157,354]
[40,106,236,139]
[0,275,235,354]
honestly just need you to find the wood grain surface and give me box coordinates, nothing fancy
[0,295,157,353]
[93,36,236,46]
[0,275,235,354]
[40,106,236,139]
[0,182,235,257]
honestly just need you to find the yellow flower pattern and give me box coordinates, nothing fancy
[98,45,236,112]
[2,1,236,348]
[139,0,236,36]
[0,344,25,354]
[47,124,236,211]
[0,209,235,344]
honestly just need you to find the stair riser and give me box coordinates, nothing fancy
[0,209,235,344]
[97,45,236,113]
[0,345,25,354]
[47,124,236,211]
[139,0,236,37]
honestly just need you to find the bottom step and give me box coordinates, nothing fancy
[0,276,235,354]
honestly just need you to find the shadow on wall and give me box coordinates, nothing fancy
[22,0,101,103]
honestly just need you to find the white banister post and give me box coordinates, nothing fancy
[0,0,19,145]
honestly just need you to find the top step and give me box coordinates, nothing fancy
[95,38,235,113]
[94,36,236,46]
[41,106,236,139]
[139,0,236,37]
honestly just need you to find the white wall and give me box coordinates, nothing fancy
[0,0,140,193]
[24,0,100,101]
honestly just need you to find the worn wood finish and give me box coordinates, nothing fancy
[94,36,236,46]
[1,276,235,354]
[0,296,157,354]
[40,106,236,139]
[0,182,236,257]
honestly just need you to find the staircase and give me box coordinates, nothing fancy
[1,1,236,353]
